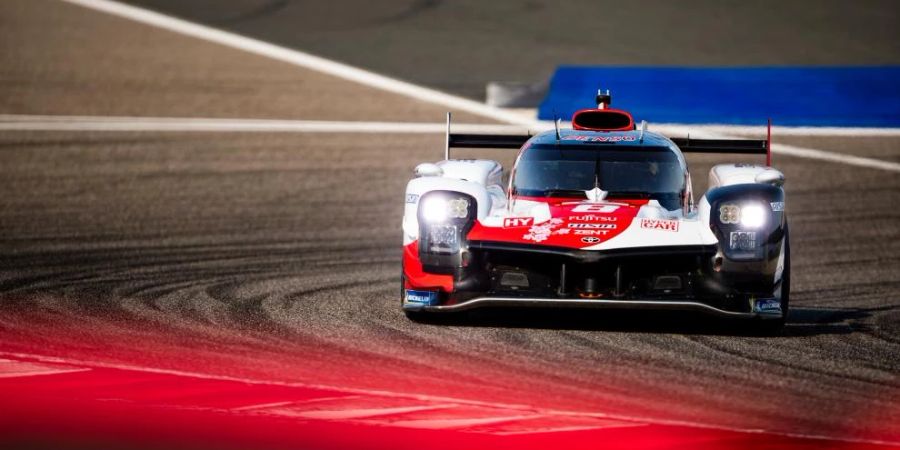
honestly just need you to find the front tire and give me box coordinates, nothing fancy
[752,221,791,335]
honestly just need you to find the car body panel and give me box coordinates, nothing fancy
[400,102,787,319]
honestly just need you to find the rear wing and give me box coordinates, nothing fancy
[669,138,767,154]
[448,133,530,149]
[672,119,773,165]
[443,113,530,159]
[444,113,773,166]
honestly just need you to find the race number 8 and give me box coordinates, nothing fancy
[572,204,619,213]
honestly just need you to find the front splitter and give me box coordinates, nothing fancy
[404,296,782,319]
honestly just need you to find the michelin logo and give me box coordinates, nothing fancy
[753,298,782,314]
[405,289,438,306]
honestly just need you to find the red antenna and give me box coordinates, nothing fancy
[766,118,772,166]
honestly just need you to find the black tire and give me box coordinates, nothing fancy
[753,220,791,335]
[399,270,405,308]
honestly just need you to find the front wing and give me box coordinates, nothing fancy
[403,241,784,319]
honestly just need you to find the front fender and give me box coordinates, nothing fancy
[403,177,491,245]
[704,183,786,291]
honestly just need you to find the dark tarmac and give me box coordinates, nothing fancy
[123,0,900,99]
[1,0,898,446]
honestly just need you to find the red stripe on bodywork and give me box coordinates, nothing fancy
[403,241,454,292]
[467,198,648,249]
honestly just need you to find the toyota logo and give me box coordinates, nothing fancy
[581,236,601,244]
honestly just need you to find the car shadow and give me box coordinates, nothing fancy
[413,306,871,337]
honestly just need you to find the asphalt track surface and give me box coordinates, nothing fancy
[1,1,899,449]
[123,0,900,99]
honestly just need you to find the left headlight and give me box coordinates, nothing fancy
[421,196,470,223]
[421,196,449,222]
[417,192,475,257]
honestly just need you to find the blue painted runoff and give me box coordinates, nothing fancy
[538,66,900,127]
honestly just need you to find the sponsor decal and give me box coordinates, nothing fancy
[770,201,785,212]
[405,289,438,306]
[503,217,534,228]
[729,231,757,250]
[568,223,616,229]
[572,204,619,213]
[567,135,637,142]
[640,218,679,232]
[574,229,609,236]
[522,218,564,243]
[570,215,617,222]
[753,298,782,314]
[719,204,740,224]
[405,193,419,204]
[581,236,601,243]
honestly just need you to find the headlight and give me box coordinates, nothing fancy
[421,196,469,222]
[426,224,460,253]
[719,204,740,224]
[447,198,469,219]
[739,204,766,228]
[719,203,767,228]
[417,192,475,261]
[421,197,449,222]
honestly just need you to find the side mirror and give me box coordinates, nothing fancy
[414,163,443,178]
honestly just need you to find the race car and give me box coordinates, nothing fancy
[401,91,789,331]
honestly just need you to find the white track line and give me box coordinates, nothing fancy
[0,114,527,134]
[650,123,900,173]
[231,401,297,411]
[232,395,363,412]
[494,423,646,436]
[772,142,900,172]
[0,368,91,378]
[286,404,456,420]
[388,415,544,430]
[44,1,900,173]
[656,123,900,137]
[0,358,92,378]
[60,0,536,128]
[3,351,897,447]
[10,112,898,173]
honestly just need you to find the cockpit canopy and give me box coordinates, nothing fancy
[512,144,687,210]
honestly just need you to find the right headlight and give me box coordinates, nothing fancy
[739,203,766,228]
[718,202,769,258]
[719,203,767,229]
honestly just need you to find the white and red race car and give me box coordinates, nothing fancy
[401,92,789,331]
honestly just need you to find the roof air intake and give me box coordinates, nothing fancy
[571,109,635,132]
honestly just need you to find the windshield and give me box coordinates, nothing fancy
[513,144,685,210]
